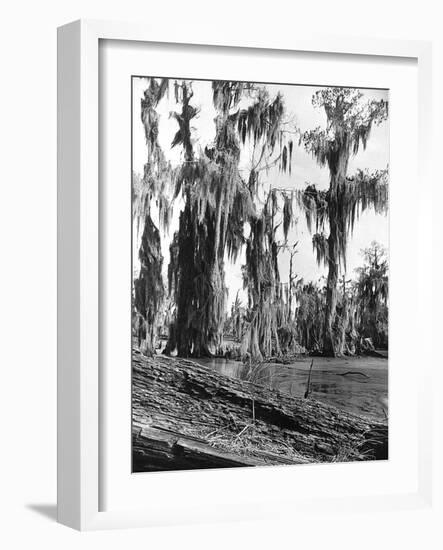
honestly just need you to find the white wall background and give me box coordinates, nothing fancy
[0,1,442,547]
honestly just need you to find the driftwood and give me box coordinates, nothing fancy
[132,350,388,472]
[335,371,370,378]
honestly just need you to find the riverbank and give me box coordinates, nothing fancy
[132,349,388,472]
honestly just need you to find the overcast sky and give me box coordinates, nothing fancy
[132,77,389,309]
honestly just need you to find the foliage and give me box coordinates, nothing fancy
[292,241,389,355]
[302,88,388,170]
[224,291,246,342]
[294,279,326,353]
[354,242,389,348]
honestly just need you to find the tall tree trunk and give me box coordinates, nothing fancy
[134,214,164,356]
[336,297,349,355]
[171,201,197,357]
[248,318,263,363]
[322,158,348,356]
[323,230,339,356]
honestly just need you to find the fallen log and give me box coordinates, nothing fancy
[133,426,298,470]
[132,350,388,472]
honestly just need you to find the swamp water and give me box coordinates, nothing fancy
[193,356,388,422]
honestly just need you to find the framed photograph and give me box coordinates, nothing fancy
[57,19,433,530]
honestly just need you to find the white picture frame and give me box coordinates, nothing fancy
[57,19,433,531]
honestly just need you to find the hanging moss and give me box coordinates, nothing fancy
[133,78,171,356]
[165,80,294,358]
[282,192,294,242]
[296,184,329,235]
[312,233,329,265]
[134,217,164,355]
[241,189,297,362]
[165,81,232,357]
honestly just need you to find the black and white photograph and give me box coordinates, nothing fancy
[1,0,441,540]
[131,77,389,472]
[3,1,441,543]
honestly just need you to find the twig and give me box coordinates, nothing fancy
[235,424,251,439]
[304,359,314,398]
